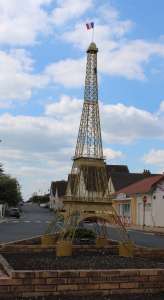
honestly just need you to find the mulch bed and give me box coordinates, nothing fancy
[3,251,164,270]
[2,294,164,300]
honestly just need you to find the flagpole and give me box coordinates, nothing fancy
[92,26,94,42]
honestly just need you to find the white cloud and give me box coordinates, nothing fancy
[1,149,71,200]
[0,113,76,152]
[101,102,164,143]
[0,0,93,46]
[0,49,48,102]
[103,148,123,160]
[45,57,85,87]
[159,101,164,113]
[143,149,164,166]
[45,95,82,116]
[51,0,92,26]
[0,0,52,46]
[100,40,164,80]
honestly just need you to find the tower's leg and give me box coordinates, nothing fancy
[56,211,80,257]
[119,241,134,257]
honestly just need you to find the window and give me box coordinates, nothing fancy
[118,203,130,217]
[122,203,130,217]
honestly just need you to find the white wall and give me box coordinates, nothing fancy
[137,194,154,227]
[151,180,164,227]
[136,180,164,227]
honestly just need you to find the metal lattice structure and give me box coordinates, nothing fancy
[46,42,132,254]
[75,43,103,159]
[61,42,130,244]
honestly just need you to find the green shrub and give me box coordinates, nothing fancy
[64,227,96,240]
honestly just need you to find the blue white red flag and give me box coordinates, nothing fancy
[86,22,94,30]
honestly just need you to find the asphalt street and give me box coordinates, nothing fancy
[0,203,55,243]
[0,203,164,248]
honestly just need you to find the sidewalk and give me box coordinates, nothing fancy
[0,217,6,224]
[127,224,164,235]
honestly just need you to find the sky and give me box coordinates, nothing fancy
[0,0,164,200]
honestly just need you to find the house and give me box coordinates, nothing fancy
[49,180,67,211]
[114,175,164,227]
[107,165,153,194]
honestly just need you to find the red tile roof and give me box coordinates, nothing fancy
[116,175,164,195]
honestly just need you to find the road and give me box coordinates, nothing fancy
[0,203,55,243]
[0,203,164,248]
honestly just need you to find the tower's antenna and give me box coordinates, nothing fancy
[92,25,94,42]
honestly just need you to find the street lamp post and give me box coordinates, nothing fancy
[143,195,147,229]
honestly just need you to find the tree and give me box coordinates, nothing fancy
[28,193,49,204]
[0,175,22,207]
[0,163,4,176]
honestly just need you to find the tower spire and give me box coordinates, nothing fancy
[74,42,103,159]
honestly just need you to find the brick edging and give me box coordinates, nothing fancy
[1,258,164,298]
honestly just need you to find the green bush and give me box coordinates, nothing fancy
[64,227,96,240]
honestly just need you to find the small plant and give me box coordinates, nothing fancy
[64,227,96,240]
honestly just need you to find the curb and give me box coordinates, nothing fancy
[127,227,164,236]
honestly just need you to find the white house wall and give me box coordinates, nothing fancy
[152,180,164,227]
[137,194,154,227]
[136,180,164,227]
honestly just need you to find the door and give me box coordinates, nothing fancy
[137,202,143,225]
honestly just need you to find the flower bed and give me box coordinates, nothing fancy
[3,251,164,270]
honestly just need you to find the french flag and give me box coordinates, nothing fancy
[86,22,94,30]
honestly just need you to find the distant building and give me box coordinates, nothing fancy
[106,165,154,194]
[49,180,67,211]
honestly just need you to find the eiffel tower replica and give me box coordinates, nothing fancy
[64,42,113,215]
[54,42,133,256]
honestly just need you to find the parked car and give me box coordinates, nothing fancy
[7,207,20,218]
[40,202,49,208]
